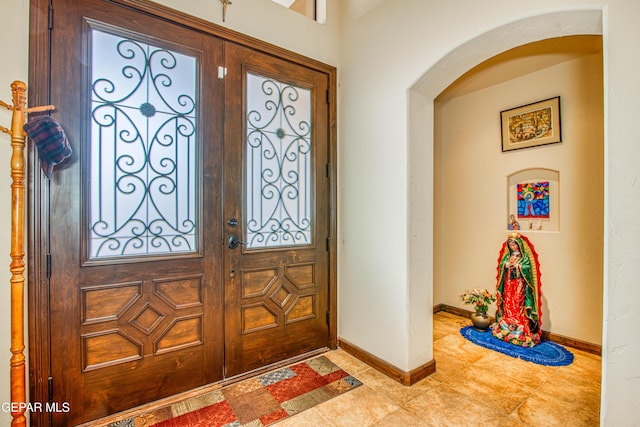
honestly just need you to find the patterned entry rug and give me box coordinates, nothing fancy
[460,326,574,366]
[109,355,362,427]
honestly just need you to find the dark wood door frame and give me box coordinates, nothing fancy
[27,1,337,425]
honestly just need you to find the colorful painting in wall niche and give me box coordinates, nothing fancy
[517,182,549,218]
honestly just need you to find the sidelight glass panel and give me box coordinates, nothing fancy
[88,28,198,259]
[245,73,312,249]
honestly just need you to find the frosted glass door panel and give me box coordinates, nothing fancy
[88,28,198,259]
[245,73,312,249]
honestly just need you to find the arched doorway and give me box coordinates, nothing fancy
[433,35,604,345]
[405,6,604,375]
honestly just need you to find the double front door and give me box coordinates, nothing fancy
[37,1,333,425]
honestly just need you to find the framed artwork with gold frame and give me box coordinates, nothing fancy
[501,96,561,152]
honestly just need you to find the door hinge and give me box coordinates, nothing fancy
[326,236,331,252]
[47,377,53,402]
[48,3,53,30]
[46,253,51,279]
[217,66,227,79]
[326,163,331,179]
[326,89,330,104]
[326,311,330,326]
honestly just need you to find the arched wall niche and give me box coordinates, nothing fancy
[508,168,560,232]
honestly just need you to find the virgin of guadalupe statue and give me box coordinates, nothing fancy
[491,232,542,347]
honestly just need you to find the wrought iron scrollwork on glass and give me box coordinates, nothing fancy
[88,28,198,259]
[245,73,313,249]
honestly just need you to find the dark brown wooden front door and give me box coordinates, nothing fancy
[46,1,225,424]
[35,1,334,425]
[223,43,331,376]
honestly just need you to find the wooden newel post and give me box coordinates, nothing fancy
[1,81,54,427]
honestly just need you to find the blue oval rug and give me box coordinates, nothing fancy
[460,326,574,366]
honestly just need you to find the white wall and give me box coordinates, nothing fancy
[434,53,604,345]
[154,0,340,66]
[340,1,640,425]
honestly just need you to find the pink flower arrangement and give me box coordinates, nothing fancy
[459,288,496,313]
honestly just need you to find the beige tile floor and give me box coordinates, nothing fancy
[276,311,601,427]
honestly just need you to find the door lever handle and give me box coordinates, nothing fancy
[227,234,246,249]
